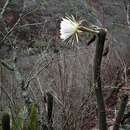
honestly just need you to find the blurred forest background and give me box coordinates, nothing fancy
[0,0,130,130]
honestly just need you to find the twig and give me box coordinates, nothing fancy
[0,53,32,107]
[1,85,15,108]
[126,0,130,31]
[0,0,10,18]
[19,22,43,28]
[105,82,125,102]
[25,58,54,88]
[0,4,40,43]
[1,17,21,43]
[0,59,14,71]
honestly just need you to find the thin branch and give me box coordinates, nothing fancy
[1,17,21,43]
[105,82,125,102]
[126,0,130,31]
[0,59,14,71]
[0,0,10,18]
[0,52,32,106]
[25,58,54,87]
[19,22,43,28]
[1,85,15,108]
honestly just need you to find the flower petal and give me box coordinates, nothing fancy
[60,16,80,41]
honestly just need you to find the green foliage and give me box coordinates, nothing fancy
[12,107,27,130]
[28,104,37,130]
[1,104,38,130]
[2,113,10,130]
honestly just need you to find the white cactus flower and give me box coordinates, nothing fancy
[60,16,100,45]
[60,16,81,42]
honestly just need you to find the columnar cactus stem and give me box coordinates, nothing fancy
[93,29,108,130]
[2,113,10,130]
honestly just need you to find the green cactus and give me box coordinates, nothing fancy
[12,107,27,130]
[47,92,54,130]
[2,113,10,130]
[47,92,53,122]
[1,104,39,130]
[28,104,37,130]
[42,124,48,130]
